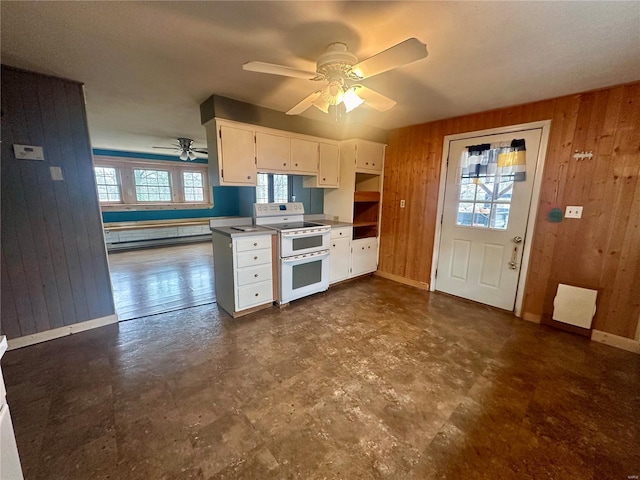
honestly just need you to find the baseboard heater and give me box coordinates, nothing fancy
[106,234,211,252]
[552,284,598,331]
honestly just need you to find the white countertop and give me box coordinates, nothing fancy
[211,225,276,238]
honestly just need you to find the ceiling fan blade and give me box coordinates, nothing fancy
[352,85,397,112]
[152,146,179,150]
[351,38,428,80]
[243,61,317,80]
[192,148,208,154]
[286,90,323,115]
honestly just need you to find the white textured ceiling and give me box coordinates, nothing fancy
[2,1,639,154]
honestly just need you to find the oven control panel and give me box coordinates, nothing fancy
[254,202,305,217]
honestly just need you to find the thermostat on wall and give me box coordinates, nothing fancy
[13,144,45,161]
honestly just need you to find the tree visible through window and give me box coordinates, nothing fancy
[183,171,204,202]
[256,173,289,203]
[94,166,121,202]
[134,169,172,202]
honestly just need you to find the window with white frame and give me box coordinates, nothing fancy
[94,166,121,202]
[256,173,289,203]
[93,156,211,210]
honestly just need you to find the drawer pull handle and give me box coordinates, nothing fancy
[339,232,342,235]
[332,244,336,247]
[253,242,258,246]
[295,163,298,166]
[254,273,259,277]
[255,293,259,297]
[323,178,326,181]
[283,163,287,166]
[253,256,258,260]
[247,175,251,180]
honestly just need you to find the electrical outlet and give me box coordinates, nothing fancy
[400,199,406,208]
[565,206,583,219]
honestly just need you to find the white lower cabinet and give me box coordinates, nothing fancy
[330,226,352,284]
[351,237,378,276]
[212,231,274,317]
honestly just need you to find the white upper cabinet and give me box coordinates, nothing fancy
[256,131,290,172]
[318,143,340,187]
[341,139,385,173]
[290,138,319,174]
[217,123,256,185]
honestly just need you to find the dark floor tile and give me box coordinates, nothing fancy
[3,276,639,479]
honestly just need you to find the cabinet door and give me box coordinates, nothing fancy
[290,138,318,174]
[219,124,256,184]
[330,237,351,284]
[318,143,340,187]
[355,141,384,173]
[256,132,290,172]
[351,238,378,276]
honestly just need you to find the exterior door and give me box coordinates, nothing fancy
[435,128,543,310]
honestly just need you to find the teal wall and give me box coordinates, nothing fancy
[94,149,325,223]
[94,149,249,223]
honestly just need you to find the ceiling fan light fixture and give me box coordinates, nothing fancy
[179,150,189,161]
[321,80,344,106]
[187,150,197,161]
[343,87,364,113]
[312,95,330,113]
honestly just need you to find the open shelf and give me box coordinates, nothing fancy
[353,224,378,239]
[354,191,380,203]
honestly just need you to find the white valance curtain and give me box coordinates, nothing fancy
[459,139,527,182]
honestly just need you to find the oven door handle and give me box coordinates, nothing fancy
[281,249,330,263]
[281,229,330,238]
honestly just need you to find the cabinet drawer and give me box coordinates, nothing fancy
[237,281,273,310]
[237,264,272,287]
[331,226,352,240]
[235,235,272,252]
[236,248,271,268]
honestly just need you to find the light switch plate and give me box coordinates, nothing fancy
[13,144,44,161]
[400,199,406,208]
[50,166,64,181]
[565,206,583,219]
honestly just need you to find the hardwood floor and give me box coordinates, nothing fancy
[108,242,215,320]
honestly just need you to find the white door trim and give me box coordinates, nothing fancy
[431,120,552,317]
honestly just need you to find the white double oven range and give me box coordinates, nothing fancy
[253,202,330,304]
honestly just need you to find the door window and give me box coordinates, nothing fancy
[456,176,513,229]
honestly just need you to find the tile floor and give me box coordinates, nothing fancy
[3,276,639,479]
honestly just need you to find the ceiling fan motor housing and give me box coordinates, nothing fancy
[316,42,359,80]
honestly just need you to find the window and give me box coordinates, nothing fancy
[134,169,172,202]
[183,171,204,202]
[93,156,211,210]
[94,166,121,202]
[256,173,289,203]
[456,176,513,229]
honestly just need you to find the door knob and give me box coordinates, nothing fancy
[513,236,523,244]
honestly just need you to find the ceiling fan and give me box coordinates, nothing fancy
[153,138,208,161]
[243,38,428,116]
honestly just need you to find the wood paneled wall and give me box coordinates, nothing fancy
[380,81,640,339]
[1,66,115,339]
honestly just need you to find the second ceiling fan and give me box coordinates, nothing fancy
[243,38,428,116]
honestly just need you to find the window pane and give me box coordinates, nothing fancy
[472,203,490,228]
[256,173,269,204]
[490,204,511,229]
[495,181,514,201]
[94,166,121,202]
[456,202,474,226]
[459,181,476,201]
[183,172,204,202]
[134,169,171,202]
[273,174,288,203]
[475,177,494,202]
